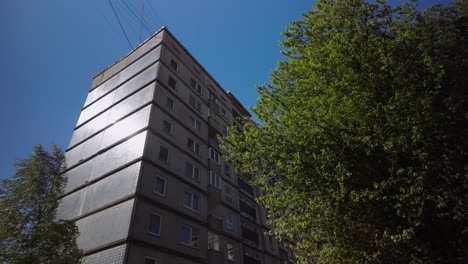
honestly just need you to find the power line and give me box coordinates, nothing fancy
[108,0,133,50]
[118,0,152,34]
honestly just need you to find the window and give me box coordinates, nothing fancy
[185,162,200,181]
[222,108,227,117]
[180,225,199,247]
[148,213,161,235]
[209,171,221,189]
[209,148,221,164]
[240,200,256,220]
[187,138,200,155]
[145,257,157,264]
[153,176,166,196]
[170,59,178,71]
[227,243,234,261]
[162,120,172,134]
[184,191,200,212]
[168,76,177,89]
[188,115,201,132]
[222,125,228,136]
[159,146,169,163]
[208,232,220,251]
[208,88,216,101]
[224,185,233,202]
[190,78,202,94]
[224,164,231,177]
[242,225,259,247]
[225,214,233,230]
[189,95,202,112]
[238,178,254,197]
[165,96,174,111]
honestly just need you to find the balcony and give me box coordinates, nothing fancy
[208,214,223,233]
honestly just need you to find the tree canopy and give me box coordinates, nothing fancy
[222,0,468,263]
[0,145,81,264]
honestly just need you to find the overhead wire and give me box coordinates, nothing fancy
[108,0,133,49]
[118,0,153,34]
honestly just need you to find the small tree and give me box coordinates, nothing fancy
[223,0,467,263]
[0,145,81,264]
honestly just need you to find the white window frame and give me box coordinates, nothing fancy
[209,148,221,164]
[180,225,199,248]
[153,175,166,197]
[209,170,222,189]
[184,191,200,212]
[190,78,203,94]
[188,115,201,132]
[225,214,233,230]
[189,94,202,112]
[148,213,162,236]
[187,138,200,155]
[224,185,233,202]
[185,161,200,181]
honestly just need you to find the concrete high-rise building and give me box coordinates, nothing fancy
[57,27,295,264]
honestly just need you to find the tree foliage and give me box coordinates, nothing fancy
[0,145,81,264]
[222,0,468,263]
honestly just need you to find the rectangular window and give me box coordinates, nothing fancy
[225,214,233,230]
[238,178,254,197]
[190,78,202,94]
[224,185,233,202]
[187,138,200,155]
[189,95,202,112]
[227,243,234,261]
[153,176,166,196]
[222,125,228,136]
[165,96,174,111]
[180,225,199,247]
[148,213,161,235]
[222,108,227,117]
[159,146,169,163]
[185,162,200,181]
[209,148,221,164]
[208,231,221,251]
[145,257,157,264]
[240,200,256,220]
[208,88,216,101]
[162,120,172,134]
[224,164,231,177]
[184,191,200,212]
[188,115,201,132]
[209,171,221,189]
[170,59,178,71]
[168,76,177,89]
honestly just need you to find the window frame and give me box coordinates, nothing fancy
[158,146,169,163]
[153,175,167,197]
[180,224,199,248]
[189,94,202,112]
[227,243,234,261]
[170,59,178,71]
[224,185,233,203]
[209,170,222,189]
[185,161,200,181]
[188,115,201,132]
[168,76,177,89]
[187,138,200,155]
[225,214,233,230]
[162,119,172,135]
[148,213,162,236]
[165,96,175,111]
[209,148,221,164]
[183,191,200,213]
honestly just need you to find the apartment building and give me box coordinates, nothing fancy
[57,27,295,264]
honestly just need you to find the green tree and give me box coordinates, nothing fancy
[0,145,82,263]
[222,0,468,263]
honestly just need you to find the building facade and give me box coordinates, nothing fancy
[57,27,295,264]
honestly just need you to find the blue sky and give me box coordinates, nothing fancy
[0,0,450,179]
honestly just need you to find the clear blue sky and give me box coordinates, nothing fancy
[0,0,450,179]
